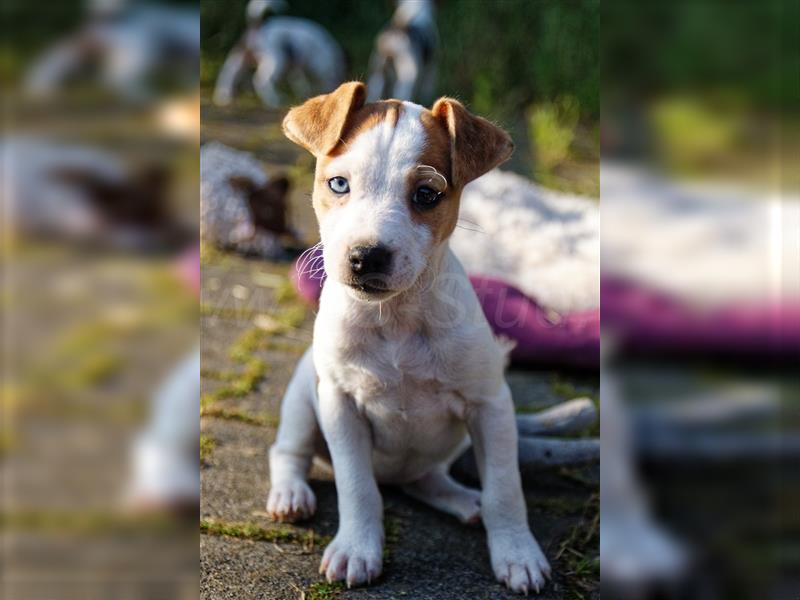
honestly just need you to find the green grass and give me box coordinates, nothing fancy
[228,328,270,362]
[381,508,406,566]
[200,357,269,405]
[201,406,278,428]
[200,518,331,547]
[200,434,216,464]
[0,510,183,536]
[201,304,259,320]
[554,493,599,600]
[306,581,346,600]
[526,495,588,517]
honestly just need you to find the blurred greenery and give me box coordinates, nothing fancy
[528,96,580,172]
[201,0,599,124]
[603,0,799,113]
[201,0,600,193]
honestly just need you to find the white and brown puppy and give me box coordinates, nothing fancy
[213,0,345,108]
[367,0,438,103]
[267,82,551,594]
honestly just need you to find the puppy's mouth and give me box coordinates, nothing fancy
[344,277,393,298]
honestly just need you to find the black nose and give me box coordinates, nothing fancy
[349,244,392,276]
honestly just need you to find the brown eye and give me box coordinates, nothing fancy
[412,185,442,209]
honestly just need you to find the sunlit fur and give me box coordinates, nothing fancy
[269,89,552,594]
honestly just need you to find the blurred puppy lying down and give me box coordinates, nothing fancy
[200,142,298,258]
[3,137,189,251]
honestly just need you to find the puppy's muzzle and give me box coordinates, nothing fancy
[347,244,393,294]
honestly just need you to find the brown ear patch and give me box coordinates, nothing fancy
[282,81,366,156]
[431,97,514,187]
[327,100,403,157]
[309,100,406,221]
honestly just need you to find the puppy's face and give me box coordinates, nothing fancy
[283,82,513,302]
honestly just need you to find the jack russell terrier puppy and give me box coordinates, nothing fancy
[367,0,438,103]
[213,0,345,108]
[267,82,551,594]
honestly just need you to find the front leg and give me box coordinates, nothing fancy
[469,382,552,594]
[317,379,383,587]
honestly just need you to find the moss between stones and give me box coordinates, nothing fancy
[200,518,331,547]
[1,510,182,535]
[200,357,268,405]
[200,434,216,464]
[555,493,599,600]
[305,581,346,600]
[201,406,278,428]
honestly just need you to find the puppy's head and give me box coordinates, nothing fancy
[283,81,513,302]
[228,174,291,235]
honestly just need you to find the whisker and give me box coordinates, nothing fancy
[296,242,323,276]
[456,223,486,234]
[303,256,324,272]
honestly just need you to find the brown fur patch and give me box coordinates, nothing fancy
[430,97,514,187]
[310,100,406,221]
[407,109,461,244]
[285,87,513,248]
[328,100,404,157]
[282,81,367,156]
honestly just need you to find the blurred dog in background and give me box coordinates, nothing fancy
[213,0,345,107]
[200,142,298,258]
[3,137,190,252]
[367,0,438,103]
[24,0,199,102]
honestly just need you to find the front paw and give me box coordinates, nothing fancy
[266,479,316,522]
[489,532,552,594]
[320,530,383,588]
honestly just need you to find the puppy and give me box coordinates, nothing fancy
[213,0,345,108]
[4,137,186,251]
[200,142,295,258]
[267,82,551,594]
[367,0,438,103]
[25,1,199,102]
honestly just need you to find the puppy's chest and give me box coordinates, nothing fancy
[334,332,468,421]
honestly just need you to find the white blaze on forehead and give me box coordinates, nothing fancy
[318,101,433,291]
[324,101,427,201]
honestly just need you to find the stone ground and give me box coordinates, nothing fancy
[199,99,599,600]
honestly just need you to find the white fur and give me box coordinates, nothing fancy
[268,102,551,593]
[213,16,345,108]
[199,141,283,258]
[3,136,125,238]
[367,0,438,103]
[452,169,599,313]
[602,162,800,306]
[318,103,432,297]
[25,5,198,102]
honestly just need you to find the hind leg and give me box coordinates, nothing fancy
[253,52,286,108]
[267,347,318,522]
[403,467,482,524]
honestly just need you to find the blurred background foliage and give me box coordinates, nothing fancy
[201,0,601,196]
[603,0,799,185]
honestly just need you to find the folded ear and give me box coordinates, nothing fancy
[431,97,514,187]
[264,174,290,197]
[282,81,367,156]
[228,174,257,194]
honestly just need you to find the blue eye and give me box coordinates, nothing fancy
[328,177,350,194]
